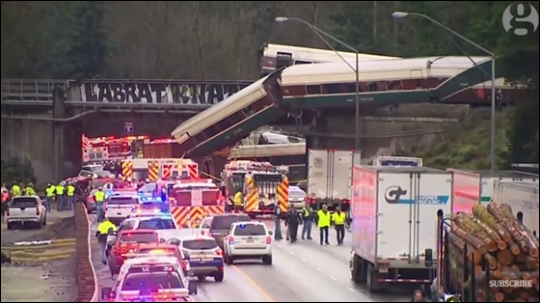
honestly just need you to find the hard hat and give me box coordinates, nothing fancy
[98,187,103,190]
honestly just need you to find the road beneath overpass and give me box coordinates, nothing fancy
[88,216,410,302]
[1,79,468,186]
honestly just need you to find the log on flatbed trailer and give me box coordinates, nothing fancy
[440,203,539,302]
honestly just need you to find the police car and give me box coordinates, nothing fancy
[101,256,197,302]
[180,236,224,282]
[105,194,141,225]
[223,221,273,265]
[135,196,170,215]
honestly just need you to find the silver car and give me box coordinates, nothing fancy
[288,186,307,208]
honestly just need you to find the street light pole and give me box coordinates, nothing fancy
[275,17,361,152]
[392,12,497,171]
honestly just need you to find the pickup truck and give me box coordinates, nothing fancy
[5,196,47,230]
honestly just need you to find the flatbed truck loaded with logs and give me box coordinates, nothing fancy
[438,203,539,302]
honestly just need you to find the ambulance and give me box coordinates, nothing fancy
[120,158,198,182]
[168,179,225,228]
[221,160,289,218]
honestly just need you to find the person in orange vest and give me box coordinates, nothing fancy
[1,187,9,218]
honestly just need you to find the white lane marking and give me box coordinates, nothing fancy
[276,243,359,290]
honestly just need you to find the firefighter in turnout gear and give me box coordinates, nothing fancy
[233,191,243,211]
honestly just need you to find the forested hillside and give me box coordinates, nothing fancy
[1,1,538,165]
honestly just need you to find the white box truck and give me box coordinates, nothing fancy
[350,166,453,292]
[306,149,360,210]
[477,170,538,205]
[375,156,423,167]
[492,180,539,236]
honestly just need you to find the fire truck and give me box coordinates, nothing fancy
[121,158,199,182]
[168,179,225,228]
[81,135,149,163]
[221,160,289,218]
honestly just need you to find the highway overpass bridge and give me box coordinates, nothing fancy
[2,78,469,185]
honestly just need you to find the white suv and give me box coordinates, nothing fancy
[223,221,273,265]
[6,196,47,229]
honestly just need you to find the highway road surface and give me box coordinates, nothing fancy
[1,211,78,302]
[90,217,409,302]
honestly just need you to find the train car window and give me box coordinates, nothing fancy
[276,52,292,69]
[294,60,313,65]
[346,83,361,93]
[324,84,341,94]
[369,83,378,92]
[242,105,255,116]
[306,85,321,95]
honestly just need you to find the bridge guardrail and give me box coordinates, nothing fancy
[74,203,98,302]
[1,79,69,101]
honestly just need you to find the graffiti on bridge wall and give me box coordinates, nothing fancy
[78,81,250,104]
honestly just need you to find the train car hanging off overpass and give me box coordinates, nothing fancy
[170,55,503,159]
[259,43,401,75]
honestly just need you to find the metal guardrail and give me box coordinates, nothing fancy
[1,79,69,101]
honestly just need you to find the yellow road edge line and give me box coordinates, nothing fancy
[4,249,75,257]
[231,265,276,302]
[10,253,72,262]
[1,242,76,250]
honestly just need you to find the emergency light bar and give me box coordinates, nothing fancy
[119,289,189,301]
[139,196,163,203]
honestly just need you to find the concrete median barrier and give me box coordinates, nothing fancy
[74,203,98,302]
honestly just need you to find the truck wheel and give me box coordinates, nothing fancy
[224,254,233,265]
[262,255,272,265]
[213,272,224,282]
[366,263,381,292]
[351,255,366,283]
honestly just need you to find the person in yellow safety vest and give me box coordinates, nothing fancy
[45,183,55,212]
[94,187,106,222]
[332,206,346,245]
[442,294,461,302]
[55,183,66,211]
[316,204,331,245]
[95,218,117,265]
[24,183,36,196]
[233,191,243,211]
[301,204,314,240]
[66,183,76,211]
[10,182,21,197]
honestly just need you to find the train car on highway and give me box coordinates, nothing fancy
[279,56,516,107]
[259,43,401,75]
[171,71,284,158]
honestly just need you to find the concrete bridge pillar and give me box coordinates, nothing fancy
[52,87,66,183]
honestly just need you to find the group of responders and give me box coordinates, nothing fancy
[488,280,534,288]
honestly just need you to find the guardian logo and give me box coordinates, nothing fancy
[384,186,450,205]
[385,186,407,204]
